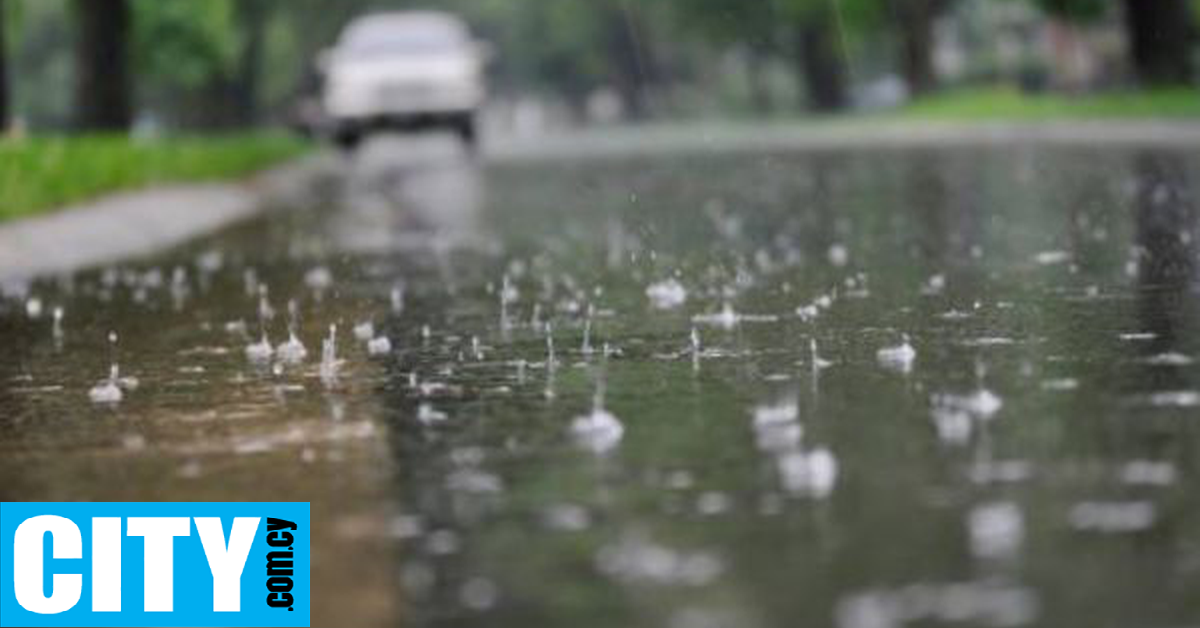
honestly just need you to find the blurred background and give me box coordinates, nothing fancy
[0,0,1197,137]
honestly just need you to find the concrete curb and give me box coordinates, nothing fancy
[0,153,333,283]
[487,120,1200,162]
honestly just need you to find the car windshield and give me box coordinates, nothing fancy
[340,17,466,57]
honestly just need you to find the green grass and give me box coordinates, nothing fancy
[902,86,1200,120]
[0,134,309,221]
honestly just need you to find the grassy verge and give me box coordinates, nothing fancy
[0,134,308,221]
[902,86,1200,120]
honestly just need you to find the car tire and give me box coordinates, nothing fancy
[454,116,477,150]
[334,128,362,153]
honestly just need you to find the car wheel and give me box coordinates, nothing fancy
[454,116,477,150]
[334,129,362,152]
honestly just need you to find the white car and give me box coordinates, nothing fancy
[320,12,487,149]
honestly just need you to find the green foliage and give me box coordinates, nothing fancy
[902,86,1200,119]
[662,0,779,48]
[132,0,238,92]
[0,134,306,220]
[1036,0,1107,20]
[4,0,1197,128]
[7,0,73,127]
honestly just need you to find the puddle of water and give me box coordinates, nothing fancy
[3,138,1200,627]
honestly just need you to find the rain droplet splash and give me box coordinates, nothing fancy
[569,379,624,453]
[646,278,687,310]
[275,300,308,364]
[876,334,916,373]
[320,324,342,385]
[89,331,135,404]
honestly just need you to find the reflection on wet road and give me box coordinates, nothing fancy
[3,131,1200,628]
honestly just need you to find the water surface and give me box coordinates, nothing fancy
[3,135,1199,628]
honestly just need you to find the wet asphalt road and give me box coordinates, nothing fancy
[3,129,1200,628]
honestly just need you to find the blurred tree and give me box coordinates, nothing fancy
[1122,0,1194,85]
[73,0,132,131]
[462,0,662,118]
[1035,0,1106,91]
[1037,0,1106,20]
[133,0,238,127]
[8,0,73,129]
[781,0,848,111]
[666,0,782,111]
[231,0,270,125]
[1038,0,1194,85]
[889,0,953,95]
[252,0,380,120]
[600,1,660,118]
[0,0,8,130]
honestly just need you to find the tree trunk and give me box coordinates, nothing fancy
[0,0,9,131]
[746,47,774,114]
[895,0,938,96]
[231,0,268,126]
[603,3,655,120]
[73,0,132,131]
[795,20,847,112]
[1122,0,1194,85]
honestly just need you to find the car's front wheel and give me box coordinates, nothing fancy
[333,127,362,153]
[453,115,477,150]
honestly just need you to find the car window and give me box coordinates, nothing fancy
[341,18,466,56]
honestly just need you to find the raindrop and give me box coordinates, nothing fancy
[827,244,849,267]
[968,501,1024,559]
[367,335,393,356]
[1139,352,1194,366]
[876,334,916,373]
[51,306,64,342]
[319,324,341,384]
[353,320,375,341]
[693,302,740,329]
[753,400,799,427]
[246,285,274,362]
[89,332,127,404]
[810,339,832,370]
[88,376,122,404]
[542,503,590,531]
[921,273,946,295]
[257,285,275,321]
[1034,250,1070,265]
[777,447,838,497]
[934,389,1003,421]
[304,266,334,293]
[646,278,688,309]
[1142,390,1199,408]
[570,380,623,453]
[1118,460,1176,486]
[245,332,273,363]
[275,300,307,364]
[581,319,593,355]
[1069,501,1156,533]
[417,403,447,424]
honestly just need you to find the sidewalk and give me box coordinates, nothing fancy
[0,154,333,282]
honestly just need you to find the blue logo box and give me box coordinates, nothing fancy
[0,502,309,627]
